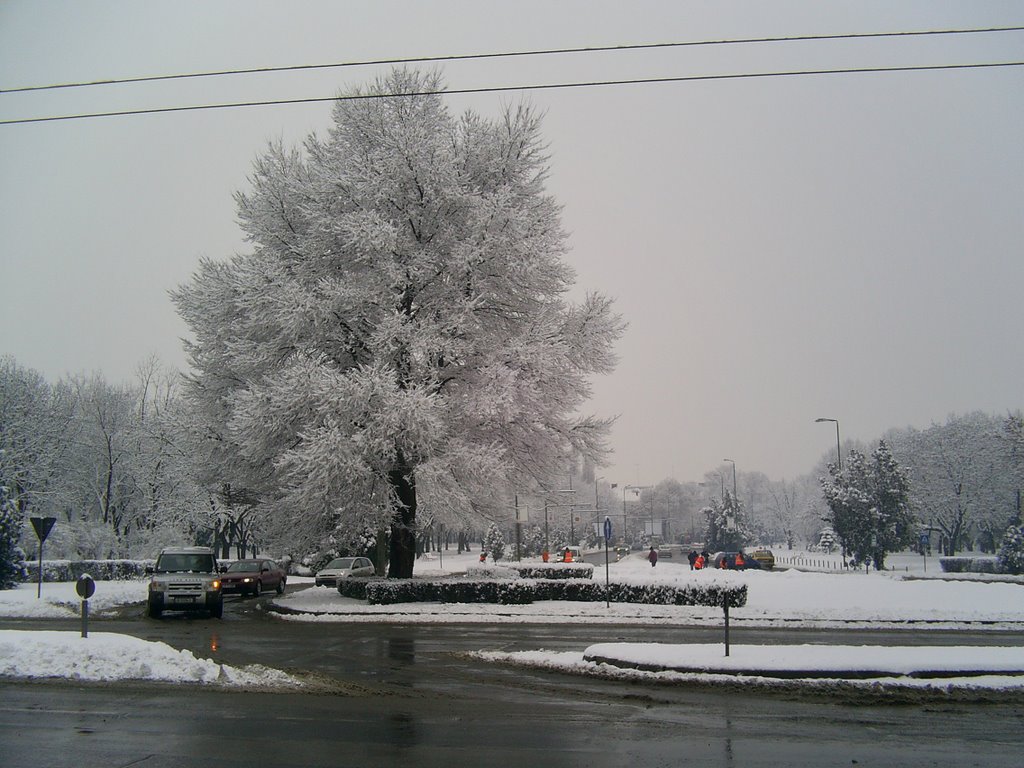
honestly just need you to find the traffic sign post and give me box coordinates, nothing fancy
[29,517,57,599]
[603,516,612,608]
[76,574,95,638]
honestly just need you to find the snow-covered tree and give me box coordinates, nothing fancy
[0,486,26,589]
[820,441,915,569]
[886,413,1019,555]
[0,357,78,521]
[482,523,506,562]
[702,491,751,552]
[173,69,624,577]
[816,528,837,553]
[997,525,1024,574]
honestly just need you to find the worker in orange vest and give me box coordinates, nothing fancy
[563,548,573,563]
[694,553,705,569]
[735,551,746,569]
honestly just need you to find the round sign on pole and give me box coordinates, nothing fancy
[76,574,96,600]
[76,574,95,638]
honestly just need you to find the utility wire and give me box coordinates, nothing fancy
[2,25,1022,94]
[2,60,1022,126]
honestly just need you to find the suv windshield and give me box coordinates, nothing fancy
[156,553,215,573]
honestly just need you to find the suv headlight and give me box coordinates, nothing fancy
[208,579,221,591]
[149,580,166,592]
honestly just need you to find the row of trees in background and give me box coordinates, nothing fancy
[0,355,273,562]
[4,349,1021,573]
[581,412,1022,569]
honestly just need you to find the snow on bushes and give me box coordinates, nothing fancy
[23,559,153,583]
[465,562,595,580]
[337,574,747,608]
[939,556,1001,574]
[997,525,1024,575]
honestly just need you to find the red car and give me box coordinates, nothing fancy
[220,558,287,597]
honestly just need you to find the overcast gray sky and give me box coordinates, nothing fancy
[2,1,1022,489]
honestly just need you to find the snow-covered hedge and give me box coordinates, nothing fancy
[338,576,746,608]
[939,556,1001,574]
[345,578,535,605]
[23,559,154,582]
[511,563,595,580]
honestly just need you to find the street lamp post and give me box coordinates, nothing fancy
[650,490,656,545]
[815,418,842,470]
[543,489,576,555]
[723,459,737,500]
[623,484,647,546]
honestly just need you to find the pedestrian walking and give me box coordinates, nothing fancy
[688,550,698,570]
[694,553,705,570]
[648,547,658,567]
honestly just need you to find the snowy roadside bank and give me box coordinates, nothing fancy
[0,630,308,689]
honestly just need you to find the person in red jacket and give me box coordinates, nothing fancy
[647,547,658,567]
[694,553,705,569]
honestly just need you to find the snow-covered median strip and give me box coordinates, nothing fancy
[274,564,1024,627]
[0,630,306,688]
[474,647,1024,691]
[582,642,1024,677]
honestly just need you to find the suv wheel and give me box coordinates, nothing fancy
[147,601,162,619]
[210,600,223,619]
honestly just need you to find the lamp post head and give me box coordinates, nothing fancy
[815,417,837,424]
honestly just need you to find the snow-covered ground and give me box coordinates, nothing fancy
[2,550,1023,691]
[277,551,1024,627]
[0,629,306,688]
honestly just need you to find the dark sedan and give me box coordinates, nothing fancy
[711,551,762,570]
[220,559,287,596]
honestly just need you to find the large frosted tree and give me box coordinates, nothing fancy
[173,70,624,577]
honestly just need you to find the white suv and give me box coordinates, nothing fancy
[146,546,223,619]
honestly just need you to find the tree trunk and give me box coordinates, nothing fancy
[387,454,417,578]
[374,528,388,576]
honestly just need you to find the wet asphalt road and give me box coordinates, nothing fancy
[2,587,1024,767]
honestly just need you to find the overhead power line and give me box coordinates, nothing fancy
[2,25,1022,94]
[2,60,1022,126]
